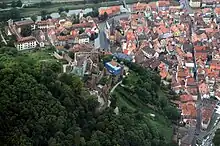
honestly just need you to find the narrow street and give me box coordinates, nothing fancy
[190,18,202,146]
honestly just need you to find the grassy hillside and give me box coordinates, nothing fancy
[111,62,180,142]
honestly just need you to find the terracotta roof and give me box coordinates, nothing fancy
[71,22,93,29]
[148,2,157,9]
[214,7,220,15]
[158,1,170,7]
[160,70,168,79]
[202,108,212,124]
[17,36,36,43]
[186,77,197,86]
[210,60,220,70]
[195,52,207,61]
[99,6,120,15]
[187,87,198,96]
[194,46,207,52]
[109,60,118,67]
[181,102,197,118]
[132,3,150,11]
[180,94,194,102]
[57,35,75,41]
[14,20,34,26]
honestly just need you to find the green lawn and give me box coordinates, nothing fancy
[113,71,173,141]
[115,86,173,140]
[26,49,55,61]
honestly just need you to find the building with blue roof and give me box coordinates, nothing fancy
[113,53,132,61]
[105,59,121,75]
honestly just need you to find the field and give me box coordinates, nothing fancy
[26,49,55,61]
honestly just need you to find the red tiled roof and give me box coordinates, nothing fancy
[148,2,157,9]
[71,22,93,29]
[202,108,212,124]
[180,94,194,102]
[194,46,206,51]
[181,102,197,118]
[158,1,170,7]
[214,7,220,15]
[14,20,34,26]
[17,36,36,43]
[186,77,197,86]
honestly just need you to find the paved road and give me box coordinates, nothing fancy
[110,80,122,94]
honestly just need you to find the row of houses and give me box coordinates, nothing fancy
[101,1,220,145]
[5,13,99,51]
[190,0,220,8]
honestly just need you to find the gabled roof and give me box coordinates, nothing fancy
[157,1,170,7]
[14,20,34,27]
[180,94,194,102]
[17,36,36,43]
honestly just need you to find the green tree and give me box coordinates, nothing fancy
[11,1,16,7]
[213,129,220,145]
[103,12,108,20]
[79,28,85,34]
[31,15,37,22]
[60,12,67,18]
[65,7,69,13]
[41,10,48,20]
[46,15,52,19]
[20,25,32,37]
[0,2,7,9]
[7,34,17,47]
[0,48,178,146]
[16,0,22,7]
[10,8,21,20]
[58,7,64,14]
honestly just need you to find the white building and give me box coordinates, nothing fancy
[189,0,201,8]
[37,20,55,30]
[16,36,37,51]
[76,34,90,44]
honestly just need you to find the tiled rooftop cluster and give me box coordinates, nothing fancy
[107,1,220,137]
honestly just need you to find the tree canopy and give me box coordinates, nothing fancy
[20,25,32,37]
[0,8,21,22]
[31,15,38,22]
[0,47,178,146]
[213,129,220,145]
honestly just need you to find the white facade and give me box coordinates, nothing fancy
[16,41,37,51]
[185,62,194,68]
[78,37,89,44]
[189,0,201,8]
[202,120,210,130]
[202,3,215,8]
[38,24,55,30]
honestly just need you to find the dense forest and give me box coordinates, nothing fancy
[213,129,220,145]
[0,47,179,146]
